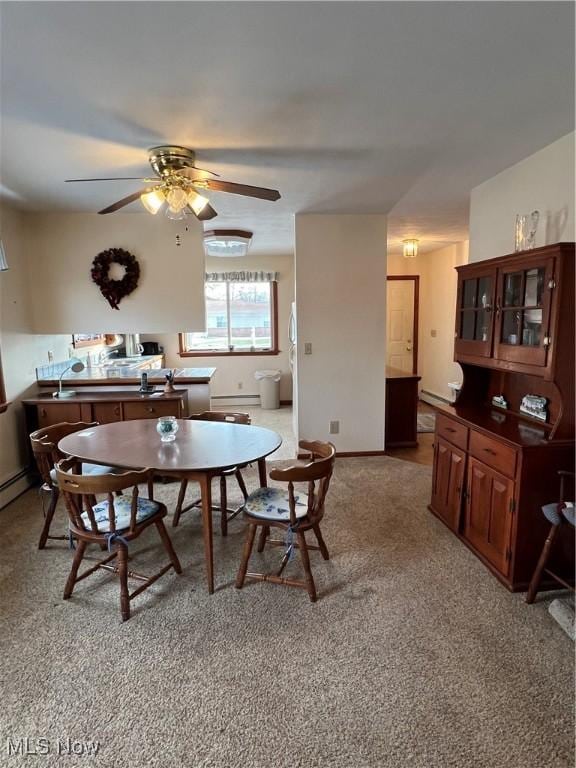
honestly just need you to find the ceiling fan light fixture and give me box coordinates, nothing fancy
[204,229,253,258]
[403,239,419,258]
[187,190,209,216]
[166,186,188,213]
[140,189,165,215]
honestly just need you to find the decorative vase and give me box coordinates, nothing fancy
[156,416,179,442]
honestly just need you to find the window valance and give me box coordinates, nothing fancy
[205,271,279,283]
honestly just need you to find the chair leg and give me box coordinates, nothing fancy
[173,479,188,528]
[526,523,559,604]
[313,523,330,560]
[235,524,257,589]
[116,543,130,622]
[235,469,249,501]
[220,476,228,537]
[63,540,87,599]
[297,531,317,603]
[38,488,59,550]
[155,519,182,574]
[257,525,269,553]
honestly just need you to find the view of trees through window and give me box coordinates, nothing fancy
[183,281,274,352]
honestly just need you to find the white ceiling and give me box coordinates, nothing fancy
[1,2,574,256]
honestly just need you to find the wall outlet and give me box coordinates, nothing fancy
[47,351,54,362]
[430,329,437,338]
[304,342,313,355]
[237,382,243,390]
[329,420,340,435]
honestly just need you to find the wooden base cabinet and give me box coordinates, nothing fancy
[429,408,573,592]
[463,457,514,577]
[431,437,466,532]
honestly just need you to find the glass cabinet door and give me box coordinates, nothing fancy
[494,257,554,367]
[455,268,496,357]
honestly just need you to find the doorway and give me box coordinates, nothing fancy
[386,276,419,374]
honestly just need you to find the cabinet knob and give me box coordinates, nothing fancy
[147,407,155,413]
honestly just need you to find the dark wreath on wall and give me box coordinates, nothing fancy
[91,248,140,310]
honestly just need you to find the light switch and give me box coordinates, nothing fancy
[304,342,312,355]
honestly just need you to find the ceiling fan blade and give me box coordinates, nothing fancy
[66,177,159,183]
[98,189,148,214]
[180,166,221,179]
[188,202,218,221]
[198,179,281,201]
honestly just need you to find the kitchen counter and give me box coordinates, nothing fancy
[35,362,215,416]
[36,365,216,386]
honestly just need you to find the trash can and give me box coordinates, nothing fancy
[255,369,282,410]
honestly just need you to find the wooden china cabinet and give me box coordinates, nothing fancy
[430,242,574,591]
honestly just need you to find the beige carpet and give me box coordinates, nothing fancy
[0,456,573,768]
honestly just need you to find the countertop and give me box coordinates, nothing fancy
[386,366,421,380]
[23,389,188,404]
[36,366,216,386]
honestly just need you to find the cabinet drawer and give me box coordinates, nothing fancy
[123,400,180,420]
[37,403,82,428]
[92,402,122,424]
[436,414,468,450]
[469,430,517,478]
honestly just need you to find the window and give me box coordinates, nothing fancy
[179,281,278,356]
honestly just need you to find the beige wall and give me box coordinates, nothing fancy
[469,132,575,263]
[0,206,71,505]
[25,213,206,333]
[387,242,469,402]
[146,253,294,401]
[295,214,387,452]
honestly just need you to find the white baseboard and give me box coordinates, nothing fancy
[419,389,453,407]
[211,395,260,407]
[0,469,35,511]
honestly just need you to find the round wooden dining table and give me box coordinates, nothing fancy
[59,419,282,594]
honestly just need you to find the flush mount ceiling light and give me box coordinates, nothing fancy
[403,239,419,258]
[204,229,253,258]
[65,145,281,222]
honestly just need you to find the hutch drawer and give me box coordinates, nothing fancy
[436,414,468,450]
[469,430,517,479]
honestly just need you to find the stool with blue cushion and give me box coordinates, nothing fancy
[56,457,182,622]
[30,422,123,550]
[235,440,335,602]
[526,470,575,604]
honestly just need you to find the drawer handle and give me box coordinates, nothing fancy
[483,448,497,456]
[445,427,456,433]
[147,407,155,413]
[41,408,47,417]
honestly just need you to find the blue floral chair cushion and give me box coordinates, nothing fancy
[50,463,120,486]
[244,487,308,521]
[81,497,160,533]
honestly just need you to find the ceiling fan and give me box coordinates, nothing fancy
[65,145,281,222]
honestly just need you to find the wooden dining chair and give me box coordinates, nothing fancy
[526,470,575,604]
[173,411,251,536]
[235,440,335,602]
[55,457,182,622]
[30,421,122,550]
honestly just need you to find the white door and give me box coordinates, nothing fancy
[386,279,415,372]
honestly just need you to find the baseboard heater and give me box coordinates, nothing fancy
[0,467,35,510]
[419,390,452,406]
